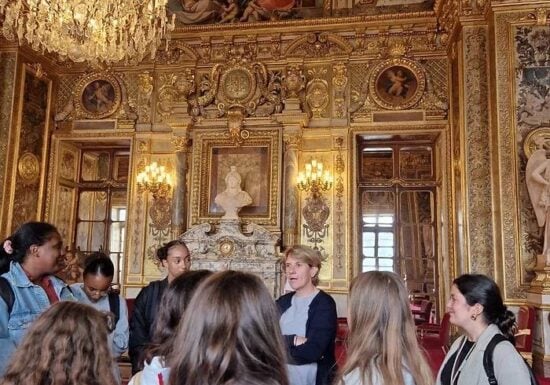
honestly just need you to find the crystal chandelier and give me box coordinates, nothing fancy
[0,0,175,66]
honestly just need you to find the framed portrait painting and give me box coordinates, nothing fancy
[190,129,281,228]
[369,58,426,110]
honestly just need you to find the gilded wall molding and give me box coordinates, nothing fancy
[284,32,353,58]
[0,52,17,236]
[462,25,494,276]
[494,10,538,300]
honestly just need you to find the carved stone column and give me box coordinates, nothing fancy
[171,135,191,238]
[282,133,301,248]
[457,24,495,276]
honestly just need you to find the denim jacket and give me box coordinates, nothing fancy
[0,262,74,376]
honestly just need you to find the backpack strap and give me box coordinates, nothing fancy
[108,291,120,326]
[0,276,14,314]
[483,334,508,385]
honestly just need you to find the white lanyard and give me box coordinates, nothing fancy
[450,337,477,385]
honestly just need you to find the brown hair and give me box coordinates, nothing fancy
[1,301,117,385]
[338,271,433,385]
[283,245,322,286]
[145,270,213,362]
[168,270,288,385]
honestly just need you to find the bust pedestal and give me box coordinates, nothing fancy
[180,219,282,297]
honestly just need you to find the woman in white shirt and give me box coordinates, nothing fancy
[338,271,433,385]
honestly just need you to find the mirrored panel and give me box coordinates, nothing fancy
[81,151,110,181]
[361,147,393,180]
[399,146,433,180]
[78,191,107,221]
[399,190,435,298]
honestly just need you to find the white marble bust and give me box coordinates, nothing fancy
[215,166,253,219]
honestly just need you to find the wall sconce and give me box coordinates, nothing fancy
[137,162,173,200]
[297,160,333,197]
[297,159,332,252]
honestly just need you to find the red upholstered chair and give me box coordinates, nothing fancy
[126,298,135,322]
[515,305,535,365]
[335,317,348,366]
[412,299,433,325]
[417,312,451,354]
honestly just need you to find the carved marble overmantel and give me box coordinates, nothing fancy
[180,219,282,297]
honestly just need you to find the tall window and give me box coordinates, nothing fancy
[75,148,129,283]
[358,137,437,301]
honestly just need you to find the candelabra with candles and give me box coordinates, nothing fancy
[137,162,173,200]
[296,160,333,197]
[297,160,333,252]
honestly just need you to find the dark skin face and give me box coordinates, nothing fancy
[22,233,64,281]
[83,274,113,302]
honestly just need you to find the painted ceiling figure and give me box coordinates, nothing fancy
[173,0,222,24]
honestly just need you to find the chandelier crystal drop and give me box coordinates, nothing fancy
[0,0,175,66]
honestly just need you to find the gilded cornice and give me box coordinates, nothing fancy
[170,12,437,36]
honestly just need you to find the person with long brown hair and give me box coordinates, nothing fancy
[1,301,117,385]
[128,270,212,385]
[338,271,433,385]
[129,240,191,373]
[168,270,288,385]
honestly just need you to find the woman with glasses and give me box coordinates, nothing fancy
[277,245,337,385]
[71,252,128,383]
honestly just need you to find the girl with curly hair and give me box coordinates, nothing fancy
[1,301,117,385]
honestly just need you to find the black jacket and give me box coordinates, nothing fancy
[128,278,168,374]
[276,290,337,385]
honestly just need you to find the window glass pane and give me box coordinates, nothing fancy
[378,247,393,258]
[362,258,376,272]
[378,215,394,226]
[363,248,375,257]
[379,258,393,267]
[109,222,125,253]
[363,214,377,225]
[362,232,375,246]
[379,266,394,272]
[379,232,394,246]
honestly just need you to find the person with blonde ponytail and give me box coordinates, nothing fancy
[338,271,433,385]
[436,274,530,385]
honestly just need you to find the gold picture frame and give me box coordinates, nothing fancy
[189,129,281,228]
[74,73,121,119]
[369,58,426,110]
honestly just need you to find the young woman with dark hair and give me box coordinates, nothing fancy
[0,301,117,385]
[436,274,530,385]
[71,252,129,383]
[129,240,191,373]
[128,269,212,385]
[168,270,289,385]
[0,221,74,376]
[338,271,433,385]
